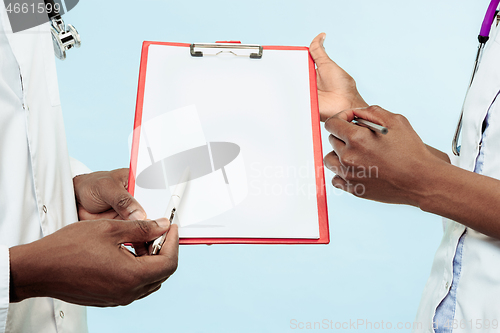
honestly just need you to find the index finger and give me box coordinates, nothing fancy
[139,224,179,283]
[324,109,357,141]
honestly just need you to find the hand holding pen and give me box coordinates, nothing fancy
[323,105,440,206]
[353,117,388,135]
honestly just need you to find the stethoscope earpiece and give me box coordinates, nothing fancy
[44,0,80,60]
[50,18,81,60]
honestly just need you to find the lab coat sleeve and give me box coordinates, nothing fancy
[0,245,9,333]
[69,157,92,178]
[443,153,459,232]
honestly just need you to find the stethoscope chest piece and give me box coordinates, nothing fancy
[50,19,81,60]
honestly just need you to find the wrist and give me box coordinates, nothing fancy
[425,145,451,163]
[413,158,454,213]
[9,242,47,302]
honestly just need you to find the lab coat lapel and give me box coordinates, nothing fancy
[460,27,500,172]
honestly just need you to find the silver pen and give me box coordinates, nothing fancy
[353,118,388,135]
[150,169,189,255]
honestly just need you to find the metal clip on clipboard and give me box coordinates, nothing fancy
[190,42,263,59]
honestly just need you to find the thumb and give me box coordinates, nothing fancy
[310,33,351,94]
[109,168,147,221]
[309,33,334,67]
[113,218,170,244]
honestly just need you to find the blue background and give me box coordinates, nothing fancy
[56,0,489,331]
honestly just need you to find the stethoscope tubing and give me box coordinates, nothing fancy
[481,0,500,39]
[452,0,499,156]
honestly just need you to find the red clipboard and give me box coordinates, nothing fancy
[128,41,329,245]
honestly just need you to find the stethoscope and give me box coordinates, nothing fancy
[452,0,500,156]
[45,0,81,60]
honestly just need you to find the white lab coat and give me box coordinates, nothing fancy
[414,14,500,333]
[0,7,88,333]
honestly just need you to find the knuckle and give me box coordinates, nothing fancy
[325,115,345,133]
[119,293,136,306]
[165,258,179,276]
[393,113,408,124]
[96,176,114,190]
[89,177,112,199]
[134,220,151,236]
[100,220,119,234]
[309,43,322,55]
[347,132,368,152]
[112,168,128,177]
[349,131,366,147]
[331,177,340,187]
[310,46,330,61]
[343,172,354,182]
[339,152,357,168]
[324,150,337,161]
[323,156,334,170]
[331,176,341,188]
[115,195,133,210]
[112,168,129,182]
[315,58,333,67]
[366,105,383,113]
[158,253,179,276]
[324,117,337,133]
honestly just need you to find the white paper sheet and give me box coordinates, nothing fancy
[132,44,321,239]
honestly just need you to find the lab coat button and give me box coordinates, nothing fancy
[445,282,449,289]
[42,205,47,213]
[59,311,64,318]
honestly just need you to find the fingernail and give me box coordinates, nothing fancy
[130,210,146,221]
[321,34,326,47]
[156,218,170,228]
